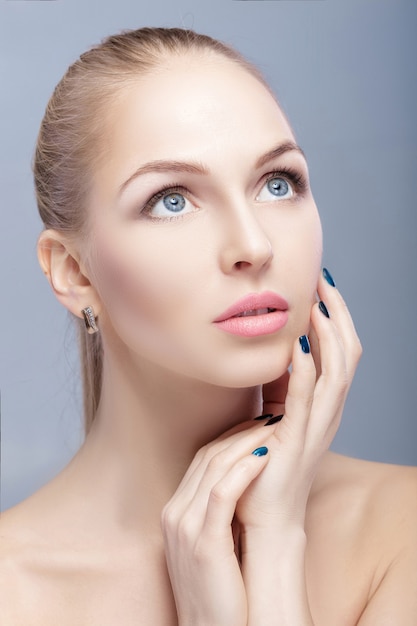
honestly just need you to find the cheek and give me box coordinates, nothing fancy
[94,248,151,318]
[300,216,322,299]
[281,206,322,275]
[90,235,196,355]
[303,221,323,291]
[282,210,322,326]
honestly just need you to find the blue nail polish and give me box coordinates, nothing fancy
[264,414,284,426]
[252,446,268,457]
[299,335,310,354]
[318,300,330,318]
[254,413,274,421]
[323,268,335,287]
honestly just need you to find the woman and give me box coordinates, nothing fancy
[0,27,415,625]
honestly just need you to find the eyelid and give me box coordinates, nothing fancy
[261,166,308,193]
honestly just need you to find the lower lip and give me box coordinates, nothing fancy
[214,310,288,337]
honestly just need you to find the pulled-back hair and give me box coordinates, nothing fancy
[34,27,269,434]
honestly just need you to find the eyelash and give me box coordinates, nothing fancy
[263,166,308,196]
[140,166,308,218]
[141,184,189,218]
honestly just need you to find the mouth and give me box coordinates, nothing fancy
[213,292,289,337]
[214,292,288,323]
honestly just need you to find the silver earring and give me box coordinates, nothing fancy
[81,306,99,334]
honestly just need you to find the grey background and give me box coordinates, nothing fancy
[1,0,416,512]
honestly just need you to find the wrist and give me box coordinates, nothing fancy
[241,523,307,558]
[241,527,313,626]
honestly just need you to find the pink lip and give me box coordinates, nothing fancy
[213,291,289,337]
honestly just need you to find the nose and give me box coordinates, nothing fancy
[218,202,274,275]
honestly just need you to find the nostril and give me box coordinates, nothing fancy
[234,260,251,270]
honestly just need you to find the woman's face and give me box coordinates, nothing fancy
[86,53,322,387]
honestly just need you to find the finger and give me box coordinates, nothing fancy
[317,268,362,377]
[185,429,270,512]
[262,369,290,416]
[271,333,317,446]
[304,299,349,448]
[164,439,269,550]
[168,425,270,516]
[202,449,269,539]
[173,421,259,496]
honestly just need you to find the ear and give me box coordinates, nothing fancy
[37,229,102,320]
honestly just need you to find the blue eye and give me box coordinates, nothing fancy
[144,188,196,218]
[257,176,293,202]
[163,193,186,212]
[267,178,289,197]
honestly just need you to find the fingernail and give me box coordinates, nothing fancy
[323,267,336,287]
[252,446,268,457]
[318,300,330,318]
[254,413,274,421]
[264,414,284,426]
[299,334,310,354]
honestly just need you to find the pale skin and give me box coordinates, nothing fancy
[1,53,416,624]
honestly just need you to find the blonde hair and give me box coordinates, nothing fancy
[34,27,270,434]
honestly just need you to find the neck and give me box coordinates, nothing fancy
[71,349,262,534]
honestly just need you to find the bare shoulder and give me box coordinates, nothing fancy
[317,450,416,505]
[306,452,417,626]
[311,451,417,540]
[308,451,417,620]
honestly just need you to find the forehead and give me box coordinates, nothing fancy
[120,55,289,139]
[99,54,294,186]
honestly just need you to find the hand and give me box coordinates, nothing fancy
[237,269,362,532]
[161,423,271,626]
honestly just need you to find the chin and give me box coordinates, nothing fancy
[229,367,289,389]
[197,348,293,390]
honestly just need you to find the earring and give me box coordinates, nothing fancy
[81,306,99,334]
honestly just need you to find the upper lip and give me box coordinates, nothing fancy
[214,291,289,322]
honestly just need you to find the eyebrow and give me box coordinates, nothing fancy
[119,160,209,196]
[255,141,306,169]
[118,141,306,196]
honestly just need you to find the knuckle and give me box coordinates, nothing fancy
[195,443,210,461]
[210,481,229,504]
[197,440,224,464]
[161,503,178,532]
[177,516,196,543]
[207,449,228,473]
[236,458,253,476]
